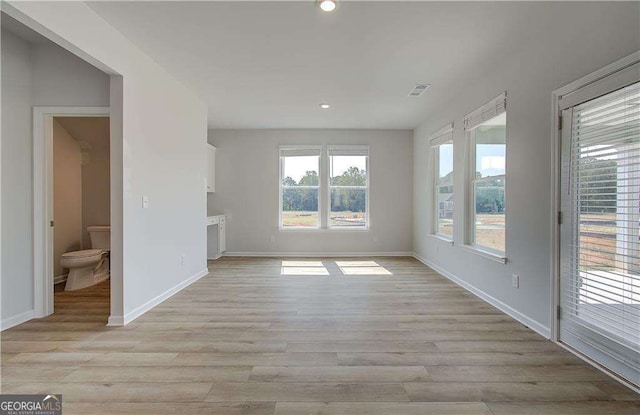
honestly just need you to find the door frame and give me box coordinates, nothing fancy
[33,106,110,318]
[550,51,640,389]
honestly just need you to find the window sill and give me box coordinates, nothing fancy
[460,244,507,264]
[428,234,454,245]
[278,227,370,232]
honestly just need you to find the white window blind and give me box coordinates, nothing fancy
[280,146,322,157]
[328,145,369,157]
[563,81,640,383]
[429,123,454,147]
[465,92,507,131]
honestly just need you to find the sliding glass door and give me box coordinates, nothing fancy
[559,66,640,386]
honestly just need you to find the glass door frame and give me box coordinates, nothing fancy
[551,51,640,391]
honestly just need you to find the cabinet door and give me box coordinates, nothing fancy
[218,217,226,253]
[207,145,216,193]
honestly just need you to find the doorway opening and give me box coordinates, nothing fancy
[33,108,113,325]
[51,116,111,322]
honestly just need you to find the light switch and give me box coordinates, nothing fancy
[142,195,149,209]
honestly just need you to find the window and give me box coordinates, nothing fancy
[279,145,369,229]
[279,146,321,228]
[328,146,369,228]
[465,93,507,254]
[430,123,454,239]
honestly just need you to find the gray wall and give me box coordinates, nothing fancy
[413,2,640,335]
[52,120,83,278]
[208,129,413,255]
[1,30,34,321]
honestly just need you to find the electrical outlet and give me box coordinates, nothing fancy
[142,195,149,209]
[180,254,186,270]
[512,274,519,288]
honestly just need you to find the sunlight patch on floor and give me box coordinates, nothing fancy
[336,260,393,275]
[281,260,329,276]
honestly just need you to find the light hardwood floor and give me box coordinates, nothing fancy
[1,257,638,414]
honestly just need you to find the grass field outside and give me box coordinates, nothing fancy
[282,211,366,228]
[282,211,319,227]
[330,211,366,227]
[474,213,506,253]
[579,212,618,271]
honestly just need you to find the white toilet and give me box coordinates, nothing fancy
[61,225,110,291]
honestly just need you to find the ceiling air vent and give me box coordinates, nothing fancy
[408,84,431,97]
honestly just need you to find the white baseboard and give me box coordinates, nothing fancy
[224,251,414,258]
[1,309,35,331]
[413,252,551,339]
[119,268,209,325]
[107,315,124,326]
[54,273,68,285]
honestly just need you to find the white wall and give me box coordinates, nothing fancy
[413,2,640,336]
[208,129,413,255]
[3,1,208,324]
[1,27,110,327]
[52,120,83,278]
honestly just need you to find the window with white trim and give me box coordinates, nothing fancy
[430,124,454,239]
[279,145,370,229]
[279,146,321,228]
[328,146,369,228]
[465,92,507,254]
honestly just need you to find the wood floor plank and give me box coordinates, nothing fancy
[0,340,140,353]
[63,402,275,415]
[205,381,409,402]
[337,352,583,366]
[286,341,440,353]
[424,365,612,382]
[487,401,640,415]
[249,365,429,382]
[1,256,635,414]
[1,382,213,402]
[273,402,492,415]
[131,341,288,353]
[63,366,251,383]
[403,381,610,402]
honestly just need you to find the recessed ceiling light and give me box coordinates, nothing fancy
[318,0,337,12]
[319,103,331,109]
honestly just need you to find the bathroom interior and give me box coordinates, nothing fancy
[53,116,110,319]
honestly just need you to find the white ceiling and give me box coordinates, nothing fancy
[84,2,568,129]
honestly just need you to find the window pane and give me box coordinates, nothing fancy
[282,155,319,186]
[475,112,506,178]
[330,155,367,186]
[474,179,505,252]
[282,188,318,227]
[437,143,454,237]
[330,188,366,227]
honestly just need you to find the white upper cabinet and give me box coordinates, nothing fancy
[207,144,216,193]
